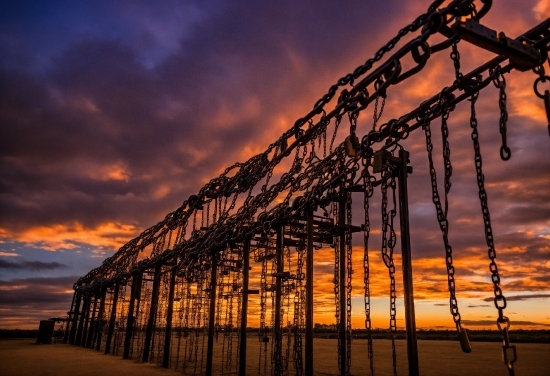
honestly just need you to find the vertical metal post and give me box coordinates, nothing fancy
[86,296,98,348]
[397,149,419,376]
[63,291,77,343]
[105,281,120,355]
[95,286,107,351]
[239,238,251,376]
[163,262,178,368]
[338,197,347,376]
[143,264,162,363]
[123,272,141,359]
[75,296,89,346]
[206,251,219,376]
[305,210,314,376]
[274,226,284,376]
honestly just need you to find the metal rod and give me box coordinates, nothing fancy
[123,272,141,359]
[143,264,162,362]
[75,296,89,346]
[206,251,219,376]
[397,149,419,376]
[239,238,251,376]
[68,291,81,344]
[163,263,177,368]
[95,286,107,351]
[104,281,120,355]
[86,296,98,348]
[274,225,284,376]
[338,196,347,376]
[305,210,314,376]
[80,296,92,347]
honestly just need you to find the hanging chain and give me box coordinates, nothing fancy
[469,90,516,375]
[450,43,464,85]
[381,160,397,376]
[372,78,387,131]
[346,191,353,374]
[490,65,511,160]
[332,197,341,369]
[423,91,464,331]
[363,167,375,375]
[532,64,550,137]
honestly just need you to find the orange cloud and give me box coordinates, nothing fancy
[0,222,140,252]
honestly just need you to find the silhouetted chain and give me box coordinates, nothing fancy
[423,89,464,331]
[490,65,511,160]
[469,90,516,375]
[381,159,397,376]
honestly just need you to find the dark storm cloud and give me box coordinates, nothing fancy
[0,259,67,271]
[0,275,77,305]
[1,0,404,233]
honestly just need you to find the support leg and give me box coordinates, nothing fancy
[105,282,120,355]
[123,272,142,359]
[143,264,162,363]
[305,210,314,376]
[206,251,219,376]
[163,263,178,368]
[397,149,419,376]
[86,296,98,348]
[274,226,284,376]
[338,198,347,376]
[239,238,251,376]
[95,286,107,351]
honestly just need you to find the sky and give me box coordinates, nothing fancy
[0,0,549,331]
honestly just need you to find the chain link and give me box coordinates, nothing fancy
[381,160,397,376]
[363,167,375,375]
[423,91,464,331]
[469,90,516,375]
[490,65,511,160]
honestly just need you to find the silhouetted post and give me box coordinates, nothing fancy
[206,251,219,376]
[397,149,419,376]
[338,196,347,376]
[239,238,251,376]
[274,225,284,376]
[163,261,178,368]
[305,210,314,376]
[105,281,120,354]
[143,264,162,362]
[86,295,98,348]
[63,291,77,343]
[75,296,90,346]
[123,271,142,359]
[95,286,107,351]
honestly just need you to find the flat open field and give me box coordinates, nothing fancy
[1,338,548,375]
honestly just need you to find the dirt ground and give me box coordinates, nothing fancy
[0,338,548,376]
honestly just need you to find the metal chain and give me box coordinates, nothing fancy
[469,90,516,375]
[423,91,464,331]
[373,79,387,131]
[381,161,397,376]
[363,167,375,375]
[333,198,341,370]
[490,65,511,160]
[346,191,353,373]
[450,43,464,86]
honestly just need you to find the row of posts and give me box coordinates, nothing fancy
[63,149,418,376]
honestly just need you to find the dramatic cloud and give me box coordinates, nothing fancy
[0,259,67,271]
[1,0,549,329]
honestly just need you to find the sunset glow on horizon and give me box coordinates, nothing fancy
[1,0,549,332]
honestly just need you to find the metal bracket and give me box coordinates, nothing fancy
[372,150,412,174]
[452,18,541,71]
